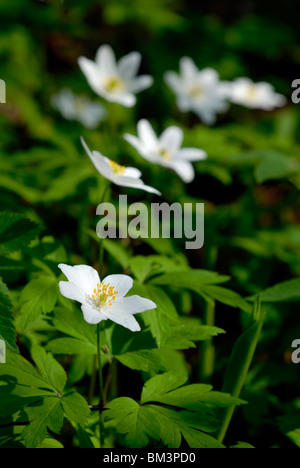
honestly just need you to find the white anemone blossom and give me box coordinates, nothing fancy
[78,44,153,107]
[228,78,286,110]
[81,137,161,195]
[165,57,230,125]
[124,119,207,183]
[51,89,107,129]
[58,264,156,331]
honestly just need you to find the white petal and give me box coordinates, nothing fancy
[180,57,199,80]
[118,51,141,79]
[103,307,141,332]
[129,75,153,93]
[115,175,161,195]
[107,92,136,107]
[170,160,195,183]
[137,119,158,148]
[164,71,183,94]
[101,274,133,299]
[123,167,142,178]
[177,148,207,161]
[78,57,102,96]
[81,137,114,181]
[112,295,156,315]
[95,45,118,76]
[159,126,183,153]
[58,264,100,296]
[124,133,158,162]
[81,304,107,325]
[200,68,219,86]
[59,281,86,304]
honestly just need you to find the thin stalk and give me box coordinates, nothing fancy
[200,245,218,381]
[217,297,264,444]
[98,180,110,278]
[97,323,105,448]
[200,301,215,381]
[88,355,97,405]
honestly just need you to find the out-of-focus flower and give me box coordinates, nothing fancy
[51,89,107,129]
[165,57,229,125]
[124,119,207,183]
[228,78,287,110]
[58,264,156,331]
[78,45,153,107]
[81,137,161,195]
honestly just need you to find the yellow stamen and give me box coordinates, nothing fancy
[102,76,124,93]
[159,148,172,161]
[108,160,126,176]
[188,85,204,98]
[92,282,119,308]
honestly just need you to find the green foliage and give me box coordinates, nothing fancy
[0,0,299,450]
[106,372,245,448]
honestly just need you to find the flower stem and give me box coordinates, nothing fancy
[200,245,218,382]
[97,322,105,448]
[98,180,110,278]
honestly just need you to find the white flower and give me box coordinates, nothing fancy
[51,88,107,129]
[124,119,207,183]
[165,57,229,125]
[228,78,286,110]
[81,137,161,195]
[58,264,156,331]
[78,45,153,107]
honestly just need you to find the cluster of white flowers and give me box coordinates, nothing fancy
[58,44,287,332]
[165,57,286,124]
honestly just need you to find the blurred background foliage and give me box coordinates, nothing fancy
[1,0,300,448]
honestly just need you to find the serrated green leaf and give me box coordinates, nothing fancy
[31,346,67,395]
[20,275,58,327]
[0,212,41,255]
[0,279,18,351]
[21,397,64,448]
[61,392,90,426]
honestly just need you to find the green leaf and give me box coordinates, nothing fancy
[0,212,41,255]
[37,437,64,448]
[250,278,300,303]
[115,349,168,373]
[201,285,251,312]
[131,282,179,347]
[130,254,188,283]
[21,397,64,448]
[31,346,67,395]
[77,425,94,448]
[141,372,188,404]
[162,317,225,350]
[61,392,90,426]
[277,414,300,448]
[47,307,97,355]
[230,441,255,448]
[149,269,230,291]
[217,299,265,444]
[0,279,18,351]
[20,275,58,327]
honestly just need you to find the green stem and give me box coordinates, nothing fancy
[200,301,215,381]
[98,180,110,278]
[217,297,264,444]
[88,355,97,405]
[97,323,105,448]
[200,245,218,381]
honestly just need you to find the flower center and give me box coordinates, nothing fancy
[91,282,119,309]
[102,76,124,93]
[108,160,126,176]
[188,85,204,98]
[158,148,172,161]
[246,85,258,101]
